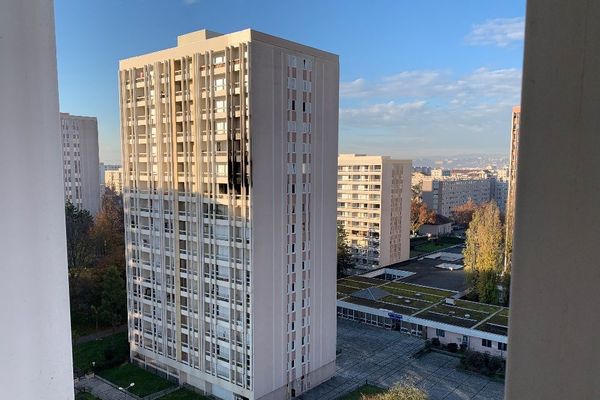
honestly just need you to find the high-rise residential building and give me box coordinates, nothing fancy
[61,112,100,214]
[104,166,124,194]
[119,29,338,400]
[504,105,521,270]
[337,154,412,269]
[421,176,492,217]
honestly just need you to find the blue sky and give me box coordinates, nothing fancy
[55,0,526,163]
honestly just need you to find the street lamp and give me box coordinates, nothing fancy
[118,383,135,392]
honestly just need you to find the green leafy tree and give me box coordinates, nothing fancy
[337,223,353,277]
[463,201,504,304]
[99,266,127,331]
[65,202,94,270]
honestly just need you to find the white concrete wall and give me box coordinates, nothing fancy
[505,1,600,398]
[0,1,74,399]
[251,37,338,399]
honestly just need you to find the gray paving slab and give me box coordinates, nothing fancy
[299,318,504,400]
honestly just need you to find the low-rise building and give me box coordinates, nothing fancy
[336,247,508,359]
[418,214,453,237]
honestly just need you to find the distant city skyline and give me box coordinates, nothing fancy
[55,0,525,163]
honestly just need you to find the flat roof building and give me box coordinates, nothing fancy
[120,29,338,400]
[104,167,123,194]
[61,113,100,214]
[421,176,492,218]
[337,154,412,269]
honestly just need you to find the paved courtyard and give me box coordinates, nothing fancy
[300,319,504,400]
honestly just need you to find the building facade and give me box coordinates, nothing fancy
[421,177,492,218]
[504,106,521,271]
[104,166,124,194]
[337,154,412,269]
[61,113,100,215]
[119,29,338,400]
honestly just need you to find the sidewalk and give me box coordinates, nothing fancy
[76,325,128,345]
[75,375,138,400]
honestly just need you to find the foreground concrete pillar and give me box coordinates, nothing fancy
[0,1,74,399]
[505,1,600,398]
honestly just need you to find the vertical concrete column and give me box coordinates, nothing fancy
[506,1,600,398]
[0,1,74,399]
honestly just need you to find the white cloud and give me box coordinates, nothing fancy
[183,0,199,4]
[341,68,521,104]
[340,71,441,98]
[339,68,522,157]
[465,17,525,47]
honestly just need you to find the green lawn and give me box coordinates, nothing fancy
[75,393,100,400]
[454,299,501,313]
[338,278,374,289]
[382,285,443,303]
[72,332,128,371]
[99,363,175,397]
[413,242,452,253]
[341,384,386,400]
[382,281,455,298]
[158,388,211,400]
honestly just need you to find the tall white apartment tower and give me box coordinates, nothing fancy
[119,29,338,400]
[337,154,412,269]
[61,112,100,214]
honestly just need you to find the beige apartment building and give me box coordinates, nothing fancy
[337,154,412,269]
[119,29,338,400]
[61,112,100,214]
[104,167,124,194]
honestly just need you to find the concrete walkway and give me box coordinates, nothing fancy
[75,375,138,400]
[76,325,128,345]
[300,319,504,400]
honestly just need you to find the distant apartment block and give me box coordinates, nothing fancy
[492,175,509,214]
[119,29,338,400]
[421,176,492,218]
[61,112,100,214]
[104,166,123,194]
[337,154,411,269]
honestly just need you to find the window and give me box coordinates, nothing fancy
[303,80,311,91]
[213,55,225,65]
[482,339,492,348]
[498,342,507,351]
[287,77,296,89]
[288,55,297,68]
[436,329,445,338]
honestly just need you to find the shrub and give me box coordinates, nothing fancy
[424,340,432,350]
[459,343,468,352]
[431,338,441,347]
[461,350,506,377]
[447,343,458,353]
[487,356,504,374]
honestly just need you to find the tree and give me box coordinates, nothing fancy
[93,188,125,269]
[411,199,436,235]
[361,384,428,400]
[463,201,504,304]
[98,265,127,331]
[337,223,353,277]
[65,202,94,269]
[451,198,478,225]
